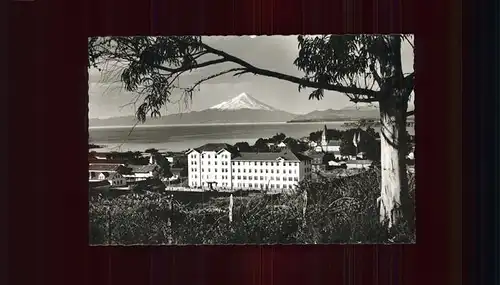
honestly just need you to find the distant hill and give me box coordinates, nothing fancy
[89,93,296,127]
[89,109,297,127]
[288,105,415,123]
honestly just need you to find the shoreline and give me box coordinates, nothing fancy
[88,121,358,129]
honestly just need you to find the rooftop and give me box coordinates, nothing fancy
[88,158,126,165]
[326,140,341,146]
[128,164,158,173]
[189,143,239,155]
[234,149,311,162]
[345,160,373,165]
[89,164,124,172]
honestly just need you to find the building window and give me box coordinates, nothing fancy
[232,176,235,179]
[238,169,241,173]
[243,169,246,173]
[249,176,253,180]
[243,176,247,180]
[254,176,258,180]
[207,155,210,159]
[215,161,217,165]
[260,162,263,166]
[276,177,280,181]
[260,169,263,173]
[265,162,268,166]
[289,170,292,174]
[271,162,274,166]
[266,169,268,173]
[260,176,264,180]
[208,168,211,172]
[288,177,292,181]
[202,168,204,172]
[294,177,298,181]
[276,170,280,174]
[271,170,274,173]
[215,175,217,179]
[238,162,241,166]
[237,176,241,179]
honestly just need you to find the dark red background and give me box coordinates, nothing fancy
[8,0,464,284]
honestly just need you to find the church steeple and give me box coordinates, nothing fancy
[321,125,328,147]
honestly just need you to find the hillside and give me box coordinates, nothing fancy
[89,92,296,127]
[288,105,415,122]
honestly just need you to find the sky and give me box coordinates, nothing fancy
[88,35,414,119]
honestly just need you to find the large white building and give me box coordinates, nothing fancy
[186,143,312,191]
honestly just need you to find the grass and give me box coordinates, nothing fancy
[89,168,416,245]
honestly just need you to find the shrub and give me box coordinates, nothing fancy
[89,169,416,244]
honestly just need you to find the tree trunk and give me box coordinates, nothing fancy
[378,95,410,229]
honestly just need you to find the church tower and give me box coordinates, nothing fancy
[321,125,328,150]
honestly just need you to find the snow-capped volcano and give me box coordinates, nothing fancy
[209,93,278,111]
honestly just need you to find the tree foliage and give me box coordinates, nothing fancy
[89,34,415,229]
[234,142,252,152]
[88,35,414,123]
[89,170,416,245]
[309,131,322,142]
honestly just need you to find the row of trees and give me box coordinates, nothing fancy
[234,132,309,154]
[88,35,415,229]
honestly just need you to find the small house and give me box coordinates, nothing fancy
[345,160,373,169]
[122,164,159,182]
[277,142,287,149]
[356,152,367,159]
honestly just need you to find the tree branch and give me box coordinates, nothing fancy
[181,68,247,94]
[151,58,228,73]
[196,42,378,98]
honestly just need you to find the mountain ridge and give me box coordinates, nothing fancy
[209,92,279,111]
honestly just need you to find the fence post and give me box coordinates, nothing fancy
[229,194,233,223]
[302,190,307,228]
[107,205,112,245]
[167,194,173,244]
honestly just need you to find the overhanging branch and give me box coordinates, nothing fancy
[196,41,378,98]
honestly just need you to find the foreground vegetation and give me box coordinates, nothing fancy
[89,168,415,245]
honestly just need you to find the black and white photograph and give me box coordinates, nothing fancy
[88,35,416,245]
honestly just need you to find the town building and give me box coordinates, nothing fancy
[308,153,326,173]
[186,143,312,191]
[88,164,128,187]
[345,160,373,169]
[122,165,159,182]
[277,141,287,149]
[315,125,341,153]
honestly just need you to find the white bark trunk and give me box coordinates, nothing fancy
[378,99,409,229]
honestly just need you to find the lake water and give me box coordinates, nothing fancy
[89,122,415,153]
